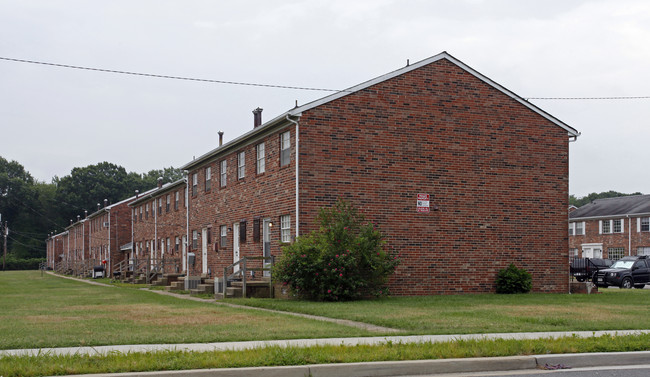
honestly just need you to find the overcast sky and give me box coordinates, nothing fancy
[1,0,648,198]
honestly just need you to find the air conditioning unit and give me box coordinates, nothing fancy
[103,222,109,228]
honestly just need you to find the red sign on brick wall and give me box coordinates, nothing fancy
[417,193,430,213]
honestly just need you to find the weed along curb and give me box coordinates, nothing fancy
[48,352,650,377]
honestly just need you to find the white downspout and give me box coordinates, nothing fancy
[184,170,190,289]
[154,199,158,264]
[628,215,632,256]
[286,115,300,238]
[108,210,111,275]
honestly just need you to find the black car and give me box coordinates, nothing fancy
[594,256,650,289]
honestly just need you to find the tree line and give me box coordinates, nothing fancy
[0,156,182,262]
[569,191,643,208]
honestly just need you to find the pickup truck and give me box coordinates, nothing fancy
[570,258,612,282]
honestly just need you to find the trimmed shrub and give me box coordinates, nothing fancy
[273,199,400,301]
[495,263,532,294]
[2,256,46,270]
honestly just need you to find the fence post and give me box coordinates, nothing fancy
[242,258,247,299]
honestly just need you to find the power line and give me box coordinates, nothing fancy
[2,56,649,101]
[0,56,343,93]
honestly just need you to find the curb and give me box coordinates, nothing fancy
[58,351,650,377]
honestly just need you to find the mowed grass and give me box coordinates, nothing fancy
[0,271,373,350]
[227,289,650,334]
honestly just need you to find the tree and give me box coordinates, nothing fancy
[570,191,643,208]
[140,167,183,189]
[273,199,400,301]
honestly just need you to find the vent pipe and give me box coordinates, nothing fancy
[253,107,263,128]
[104,199,108,208]
[218,131,224,146]
[157,177,163,188]
[135,189,140,198]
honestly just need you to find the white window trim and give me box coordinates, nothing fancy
[220,160,227,187]
[280,215,291,243]
[257,143,265,174]
[238,151,246,179]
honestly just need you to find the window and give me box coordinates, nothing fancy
[174,191,179,210]
[220,225,227,248]
[575,222,584,235]
[166,194,170,212]
[638,247,650,256]
[613,219,622,233]
[145,203,149,219]
[133,209,137,223]
[220,160,227,187]
[281,215,291,243]
[602,220,610,234]
[167,238,171,254]
[281,131,291,166]
[192,173,198,196]
[641,217,650,232]
[238,151,246,179]
[151,201,155,216]
[205,166,212,192]
[192,230,198,249]
[569,248,579,257]
[608,247,625,261]
[207,227,212,244]
[158,198,162,214]
[139,206,143,221]
[175,236,180,252]
[568,223,574,236]
[256,143,265,174]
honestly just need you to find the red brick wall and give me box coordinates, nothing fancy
[88,202,134,274]
[298,58,569,294]
[187,129,296,278]
[132,186,187,274]
[569,217,650,258]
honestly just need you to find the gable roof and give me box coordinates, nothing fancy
[569,195,650,220]
[182,51,579,171]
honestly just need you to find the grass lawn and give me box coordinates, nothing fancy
[0,271,373,350]
[226,289,650,334]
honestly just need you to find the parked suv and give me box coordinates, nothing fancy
[594,256,650,289]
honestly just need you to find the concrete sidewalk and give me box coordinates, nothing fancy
[2,330,649,358]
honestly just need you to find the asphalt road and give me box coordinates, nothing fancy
[408,364,650,376]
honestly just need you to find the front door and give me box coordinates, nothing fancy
[233,222,240,273]
[201,228,208,274]
[263,218,272,277]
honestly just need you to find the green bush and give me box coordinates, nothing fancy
[495,263,532,294]
[273,200,400,301]
[2,256,46,270]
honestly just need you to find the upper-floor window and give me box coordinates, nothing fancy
[640,217,649,232]
[175,236,180,252]
[133,209,137,223]
[568,223,574,236]
[601,219,623,234]
[238,151,246,179]
[158,198,162,214]
[569,222,584,236]
[166,194,170,212]
[174,191,179,210]
[205,166,212,192]
[145,203,149,219]
[281,131,291,166]
[192,173,198,196]
[220,160,227,187]
[139,206,143,221]
[256,143,265,174]
[192,230,198,249]
[280,214,291,243]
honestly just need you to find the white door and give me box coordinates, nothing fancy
[233,222,240,273]
[263,218,272,277]
[201,228,208,274]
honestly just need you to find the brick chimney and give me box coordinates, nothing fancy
[253,107,263,128]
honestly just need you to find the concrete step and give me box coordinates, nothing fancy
[226,286,242,298]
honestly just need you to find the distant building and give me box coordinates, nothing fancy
[569,195,650,260]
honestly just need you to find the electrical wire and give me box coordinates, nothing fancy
[3,56,649,100]
[0,56,344,93]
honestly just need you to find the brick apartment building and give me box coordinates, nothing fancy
[569,195,650,260]
[181,51,580,294]
[46,231,67,270]
[85,195,140,275]
[129,179,187,274]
